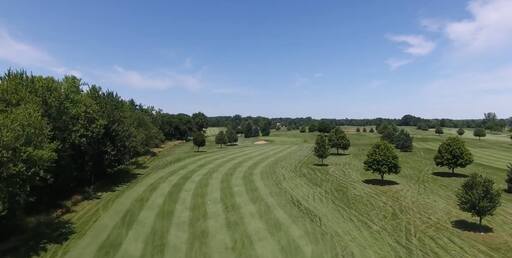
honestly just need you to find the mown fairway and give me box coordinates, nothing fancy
[36,128,512,258]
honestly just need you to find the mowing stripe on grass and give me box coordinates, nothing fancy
[204,146,287,258]
[114,147,256,258]
[229,146,291,258]
[165,146,283,258]
[246,145,313,257]
[66,147,246,258]
[184,146,280,258]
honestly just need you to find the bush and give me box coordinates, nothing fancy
[362,128,367,133]
[369,128,375,133]
[457,128,465,136]
[435,126,444,135]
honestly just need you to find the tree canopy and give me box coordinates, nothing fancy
[435,126,444,135]
[457,128,465,136]
[314,134,329,164]
[394,129,413,152]
[327,127,350,155]
[192,131,206,151]
[363,141,401,182]
[434,137,473,173]
[215,131,228,148]
[473,128,486,140]
[456,173,501,227]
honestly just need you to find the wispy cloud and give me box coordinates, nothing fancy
[106,66,202,91]
[0,28,80,76]
[385,58,413,70]
[387,34,436,56]
[420,18,446,32]
[443,0,512,53]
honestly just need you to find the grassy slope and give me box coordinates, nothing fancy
[30,127,512,258]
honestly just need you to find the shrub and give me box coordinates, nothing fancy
[473,128,486,140]
[394,129,413,152]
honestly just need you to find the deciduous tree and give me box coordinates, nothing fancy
[215,131,228,148]
[434,137,473,173]
[394,129,413,152]
[192,131,206,151]
[473,128,486,140]
[314,134,329,164]
[363,141,400,183]
[456,173,501,227]
[327,128,350,155]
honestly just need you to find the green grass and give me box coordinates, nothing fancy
[20,128,512,257]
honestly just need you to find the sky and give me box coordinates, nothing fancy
[1,0,511,119]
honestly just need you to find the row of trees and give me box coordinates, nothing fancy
[0,70,207,233]
[208,113,511,133]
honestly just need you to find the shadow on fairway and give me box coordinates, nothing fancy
[96,167,143,195]
[330,153,350,156]
[362,179,399,186]
[313,163,329,167]
[0,217,75,258]
[432,172,469,178]
[451,219,493,233]
[194,150,207,153]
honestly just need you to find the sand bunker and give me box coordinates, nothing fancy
[254,140,269,144]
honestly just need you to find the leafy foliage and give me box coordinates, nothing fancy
[435,126,444,135]
[226,127,238,144]
[260,119,271,136]
[314,134,329,164]
[473,128,486,140]
[394,129,413,152]
[416,122,429,131]
[317,121,334,134]
[369,128,375,133]
[327,127,350,154]
[192,131,206,151]
[356,127,361,133]
[456,173,501,226]
[215,131,228,148]
[363,141,400,182]
[192,112,208,132]
[457,128,465,136]
[434,137,473,173]
[299,126,307,133]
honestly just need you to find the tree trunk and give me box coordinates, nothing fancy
[381,174,384,184]
[451,168,455,173]
[337,148,339,155]
[479,216,482,226]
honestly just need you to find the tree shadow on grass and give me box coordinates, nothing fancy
[194,150,207,153]
[95,167,143,195]
[432,172,469,178]
[0,216,75,258]
[313,163,329,167]
[362,179,399,186]
[451,219,493,233]
[330,153,350,156]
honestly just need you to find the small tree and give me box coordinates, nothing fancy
[308,123,318,132]
[192,131,206,151]
[456,173,501,228]
[380,127,397,144]
[434,137,473,173]
[314,134,329,164]
[328,127,350,155]
[362,127,367,133]
[435,126,444,136]
[299,126,306,133]
[369,128,375,133]
[394,129,413,152]
[473,128,486,140]
[226,127,238,145]
[506,164,512,193]
[215,131,228,148]
[356,127,361,133]
[363,141,401,183]
[457,128,465,136]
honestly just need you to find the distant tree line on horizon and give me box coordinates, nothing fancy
[208,113,511,133]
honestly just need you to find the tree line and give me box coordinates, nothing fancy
[0,70,208,234]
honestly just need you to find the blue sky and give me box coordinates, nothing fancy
[1,0,511,119]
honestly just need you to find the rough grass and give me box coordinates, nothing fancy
[12,128,512,257]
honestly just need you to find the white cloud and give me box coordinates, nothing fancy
[418,65,512,117]
[107,66,201,91]
[444,0,512,53]
[385,58,413,70]
[0,28,79,76]
[387,34,436,56]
